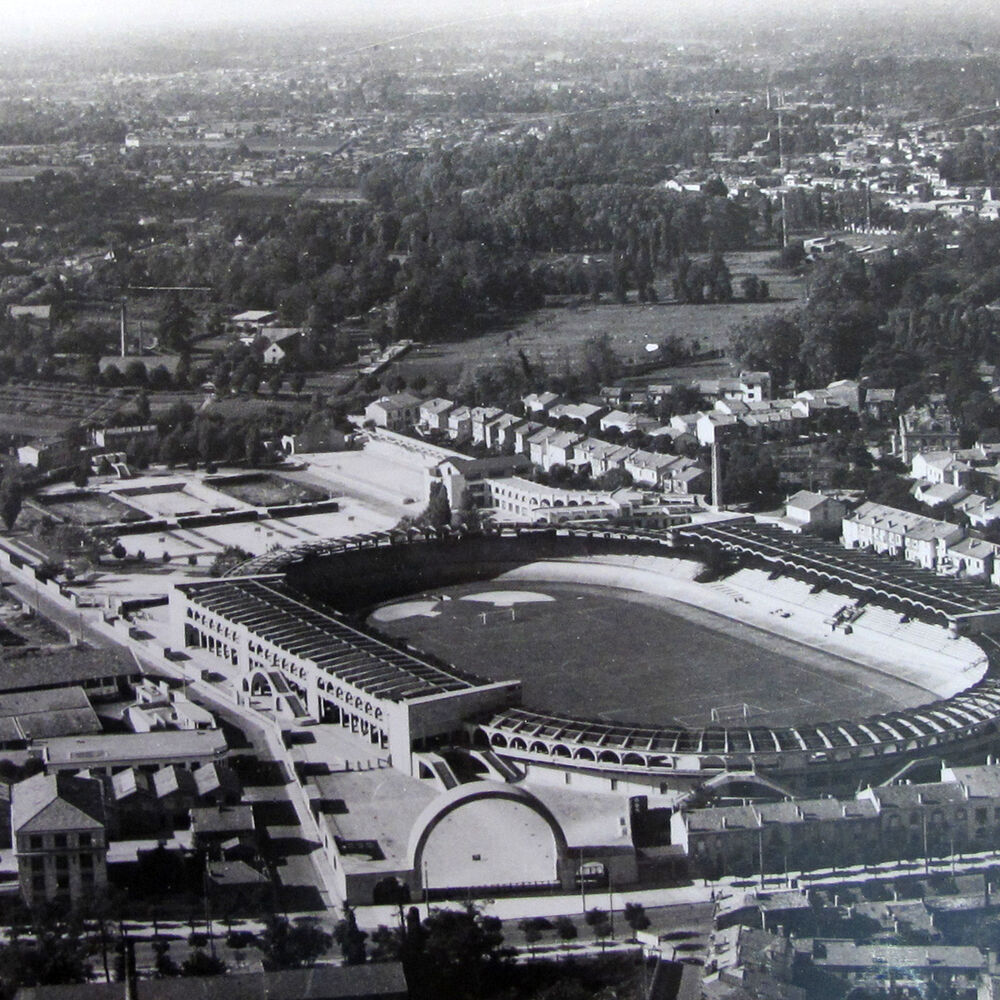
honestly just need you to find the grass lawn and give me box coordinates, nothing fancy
[37,491,146,526]
[208,473,329,506]
[370,580,928,730]
[389,249,805,390]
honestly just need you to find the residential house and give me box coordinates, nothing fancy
[12,773,108,907]
[8,304,52,328]
[418,398,454,433]
[484,412,521,451]
[623,450,681,488]
[513,421,545,455]
[842,501,965,566]
[665,459,709,497]
[914,482,970,508]
[363,393,421,432]
[16,438,73,472]
[572,438,634,479]
[446,405,473,442]
[522,391,562,416]
[190,804,257,860]
[904,518,966,570]
[260,330,300,366]
[863,387,896,420]
[783,490,847,532]
[470,407,503,446]
[895,398,962,463]
[434,454,532,509]
[527,426,561,467]
[230,310,278,334]
[945,537,997,578]
[911,450,974,487]
[598,410,656,436]
[548,401,607,429]
[696,411,739,446]
[91,425,159,452]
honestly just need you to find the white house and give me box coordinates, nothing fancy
[363,392,422,432]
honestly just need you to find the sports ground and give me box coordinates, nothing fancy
[369,580,937,729]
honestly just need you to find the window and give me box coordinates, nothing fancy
[53,834,67,849]
[977,808,988,824]
[55,856,68,870]
[56,875,69,891]
[29,835,43,850]
[79,833,91,847]
[32,875,45,892]
[30,857,43,872]
[79,854,93,869]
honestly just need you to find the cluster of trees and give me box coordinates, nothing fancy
[731,224,1000,417]
[674,253,733,304]
[353,902,649,1000]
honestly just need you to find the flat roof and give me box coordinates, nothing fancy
[43,729,228,767]
[0,647,137,694]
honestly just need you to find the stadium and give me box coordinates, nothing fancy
[169,522,1000,797]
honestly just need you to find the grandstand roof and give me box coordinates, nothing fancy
[676,521,1000,618]
[179,577,484,701]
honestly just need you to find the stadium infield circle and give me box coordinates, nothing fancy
[367,579,947,730]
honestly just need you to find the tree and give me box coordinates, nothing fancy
[290,371,306,394]
[722,443,781,508]
[623,902,650,939]
[730,312,804,389]
[579,333,621,391]
[518,917,550,956]
[419,482,451,529]
[208,545,252,576]
[0,904,93,993]
[0,472,23,531]
[72,456,90,489]
[333,906,368,966]
[180,950,226,976]
[259,916,331,971]
[554,915,578,949]
[411,904,513,1000]
[584,908,612,952]
[157,292,195,353]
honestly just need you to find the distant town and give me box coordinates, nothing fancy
[8,5,1000,1000]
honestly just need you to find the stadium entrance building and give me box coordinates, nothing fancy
[169,576,520,776]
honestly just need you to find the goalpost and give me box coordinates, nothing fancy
[711,703,750,724]
[479,607,517,626]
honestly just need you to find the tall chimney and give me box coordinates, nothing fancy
[711,441,724,510]
[123,938,138,1000]
[120,299,127,358]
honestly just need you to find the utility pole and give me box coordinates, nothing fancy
[608,869,614,939]
[579,848,586,914]
[759,826,766,888]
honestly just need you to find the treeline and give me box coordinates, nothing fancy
[730,221,1000,431]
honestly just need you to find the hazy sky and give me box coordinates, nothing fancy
[5,0,996,43]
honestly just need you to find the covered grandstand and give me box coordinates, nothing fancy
[675,521,1000,622]
[173,524,1000,792]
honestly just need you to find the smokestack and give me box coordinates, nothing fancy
[711,441,724,510]
[120,299,127,358]
[123,938,138,1000]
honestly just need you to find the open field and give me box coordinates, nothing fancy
[36,491,146,526]
[369,579,929,730]
[390,249,805,389]
[206,473,329,507]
